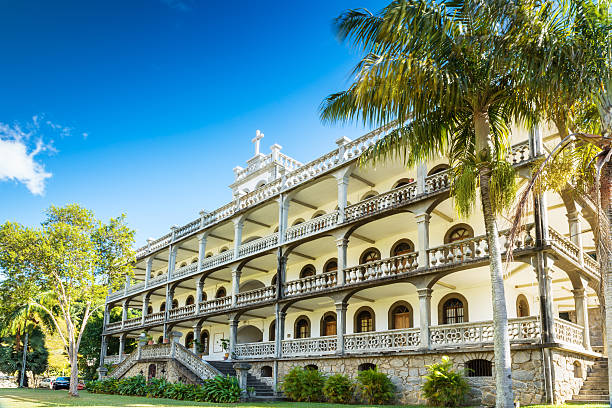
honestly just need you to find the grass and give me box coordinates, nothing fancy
[0,389,607,408]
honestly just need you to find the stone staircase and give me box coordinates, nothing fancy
[207,360,276,398]
[568,358,609,404]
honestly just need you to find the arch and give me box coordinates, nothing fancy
[354,306,375,333]
[299,264,316,279]
[320,311,337,336]
[323,258,338,273]
[200,330,210,355]
[273,226,279,233]
[205,252,213,258]
[573,361,583,378]
[185,331,194,348]
[292,218,305,226]
[438,293,469,324]
[388,301,414,329]
[201,292,207,302]
[390,239,415,257]
[465,359,492,377]
[147,305,153,315]
[311,211,326,219]
[261,365,273,377]
[179,262,187,268]
[219,247,229,253]
[157,335,164,344]
[358,363,376,372]
[392,178,414,188]
[215,287,227,298]
[171,299,178,309]
[185,295,195,306]
[444,224,474,244]
[240,279,265,292]
[428,163,450,175]
[191,258,198,264]
[360,248,381,264]
[147,363,157,379]
[237,325,263,343]
[516,294,530,317]
[160,302,166,312]
[243,236,262,244]
[304,364,318,371]
[255,180,266,188]
[294,315,311,338]
[269,320,276,341]
[271,274,277,286]
[360,191,379,200]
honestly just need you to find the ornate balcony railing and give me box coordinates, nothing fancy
[104,354,121,365]
[149,273,168,287]
[236,285,276,306]
[144,311,164,325]
[283,271,337,297]
[238,233,278,257]
[282,336,337,357]
[200,251,233,270]
[124,317,142,329]
[235,341,276,359]
[106,321,122,331]
[344,252,419,285]
[424,170,450,194]
[168,304,196,320]
[345,182,418,222]
[285,211,339,242]
[200,296,231,313]
[430,316,540,347]
[344,328,420,353]
[510,140,531,165]
[548,228,600,275]
[553,318,584,347]
[174,263,198,279]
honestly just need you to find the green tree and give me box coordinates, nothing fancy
[320,1,563,406]
[0,326,49,386]
[0,204,135,396]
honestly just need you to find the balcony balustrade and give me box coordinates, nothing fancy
[174,263,198,279]
[553,318,584,347]
[123,317,142,329]
[200,296,231,313]
[234,341,276,359]
[283,271,337,297]
[200,251,233,270]
[236,285,276,306]
[344,328,421,353]
[344,252,418,285]
[106,321,122,331]
[282,336,337,357]
[149,273,167,286]
[144,311,164,324]
[168,304,196,320]
[238,233,278,257]
[429,317,541,347]
[285,211,339,242]
[104,354,121,365]
[424,170,450,194]
[345,182,418,222]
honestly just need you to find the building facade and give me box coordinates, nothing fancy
[100,125,605,405]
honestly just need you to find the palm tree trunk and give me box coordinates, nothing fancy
[605,161,612,406]
[69,341,79,396]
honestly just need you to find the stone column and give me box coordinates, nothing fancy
[336,238,349,285]
[196,276,205,312]
[231,268,241,307]
[141,294,150,325]
[99,335,108,369]
[416,162,427,194]
[103,304,110,328]
[274,305,286,358]
[336,136,351,162]
[275,251,286,300]
[124,275,131,295]
[168,246,179,278]
[165,285,175,322]
[415,212,431,269]
[417,287,433,349]
[118,333,126,362]
[197,232,208,271]
[233,362,252,400]
[233,216,245,259]
[567,210,584,265]
[336,170,351,223]
[278,195,291,244]
[573,287,591,350]
[193,323,202,354]
[144,256,153,288]
[170,331,182,358]
[121,300,128,329]
[335,301,347,355]
[229,317,239,359]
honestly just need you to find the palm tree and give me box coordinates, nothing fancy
[320,1,568,406]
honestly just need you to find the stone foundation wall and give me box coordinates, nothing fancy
[551,349,597,403]
[248,361,275,388]
[120,359,201,385]
[588,307,604,347]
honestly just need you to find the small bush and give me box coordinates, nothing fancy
[356,369,395,404]
[146,377,170,398]
[422,356,470,407]
[201,375,242,403]
[116,375,147,396]
[281,367,326,402]
[323,373,354,403]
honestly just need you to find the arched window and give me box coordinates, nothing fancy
[320,312,337,336]
[271,274,277,286]
[304,364,318,371]
[220,247,229,253]
[292,218,305,226]
[160,302,166,312]
[361,191,379,200]
[205,252,213,258]
[355,307,375,333]
[299,264,316,279]
[216,287,227,298]
[201,292,207,302]
[360,248,381,264]
[185,331,194,348]
[191,258,198,264]
[157,336,164,344]
[439,294,468,324]
[465,359,492,377]
[393,178,414,188]
[269,320,276,341]
[358,363,377,372]
[444,224,474,244]
[516,294,530,317]
[391,239,415,257]
[148,364,157,379]
[147,305,153,315]
[186,295,195,306]
[323,258,338,273]
[179,262,187,268]
[312,211,326,219]
[261,366,273,377]
[200,330,210,355]
[294,316,311,339]
[428,164,450,175]
[573,361,582,378]
[171,299,179,309]
[388,301,413,329]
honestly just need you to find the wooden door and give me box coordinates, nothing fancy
[325,321,337,336]
[394,312,411,329]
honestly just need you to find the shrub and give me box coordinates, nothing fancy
[356,369,395,404]
[422,356,470,407]
[116,375,147,396]
[323,373,354,403]
[146,377,170,398]
[281,367,326,402]
[201,375,242,403]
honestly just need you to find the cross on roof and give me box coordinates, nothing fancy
[252,130,264,156]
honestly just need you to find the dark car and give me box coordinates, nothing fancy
[51,377,70,390]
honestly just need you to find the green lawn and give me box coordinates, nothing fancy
[0,388,607,408]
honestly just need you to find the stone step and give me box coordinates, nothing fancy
[567,399,609,404]
[572,393,610,401]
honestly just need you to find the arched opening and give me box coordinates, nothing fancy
[392,178,414,188]
[354,306,375,333]
[299,264,316,279]
[185,331,194,348]
[179,262,187,268]
[573,361,583,378]
[255,180,266,189]
[360,248,381,264]
[261,365,273,377]
[390,239,415,257]
[323,258,338,273]
[444,224,474,244]
[516,294,530,317]
[439,293,469,324]
[320,312,337,336]
[304,364,318,371]
[147,305,153,315]
[147,363,157,379]
[465,359,492,377]
[294,316,311,338]
[201,292,207,302]
[358,363,377,372]
[269,320,276,341]
[388,301,413,329]
[171,299,178,309]
[237,325,263,343]
[157,336,164,344]
[215,287,227,298]
[205,252,213,258]
[220,247,229,253]
[240,280,265,292]
[271,274,277,286]
[428,164,450,175]
[292,218,305,226]
[185,295,195,306]
[160,302,166,312]
[361,191,379,200]
[311,211,326,219]
[200,330,210,355]
[191,258,198,264]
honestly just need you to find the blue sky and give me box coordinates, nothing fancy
[0,0,386,246]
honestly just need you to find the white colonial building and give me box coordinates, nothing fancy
[100,125,607,405]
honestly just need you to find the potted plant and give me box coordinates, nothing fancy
[220,338,230,360]
[143,331,154,345]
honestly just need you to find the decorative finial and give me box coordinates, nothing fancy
[252,130,264,156]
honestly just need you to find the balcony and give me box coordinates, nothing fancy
[343,252,418,285]
[236,285,276,306]
[282,336,338,357]
[235,341,276,359]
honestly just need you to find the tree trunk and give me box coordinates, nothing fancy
[69,342,79,396]
[605,161,612,406]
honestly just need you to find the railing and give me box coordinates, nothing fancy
[239,179,283,210]
[430,316,540,347]
[285,211,339,242]
[104,354,120,365]
[547,227,599,276]
[424,170,450,194]
[124,317,142,329]
[345,183,418,222]
[510,141,531,165]
[282,336,337,357]
[200,296,231,313]
[554,318,584,347]
[344,328,420,353]
[235,341,276,359]
[173,263,198,279]
[149,273,168,286]
[168,304,196,320]
[174,220,200,240]
[108,349,138,379]
[583,254,599,274]
[201,251,233,270]
[144,311,164,324]
[238,233,278,257]
[344,252,418,285]
[174,343,221,380]
[106,321,122,332]
[236,285,276,306]
[283,271,337,297]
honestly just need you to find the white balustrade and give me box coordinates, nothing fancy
[200,251,233,270]
[199,296,231,313]
[108,349,139,379]
[144,311,165,324]
[285,212,339,242]
[583,255,599,274]
[430,317,540,347]
[104,354,120,365]
[124,317,142,329]
[238,233,278,257]
[344,328,420,353]
[173,263,198,279]
[235,341,276,359]
[282,336,337,357]
[283,271,337,297]
[424,170,451,194]
[236,285,276,306]
[174,220,200,240]
[174,343,220,380]
[106,321,122,332]
[510,141,531,164]
[344,252,418,285]
[239,179,283,210]
[168,304,196,320]
[553,318,584,347]
[345,183,417,222]
[148,273,168,286]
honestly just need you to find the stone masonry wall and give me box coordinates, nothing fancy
[551,349,597,403]
[121,359,201,385]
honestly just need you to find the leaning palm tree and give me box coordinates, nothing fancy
[321,1,566,406]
